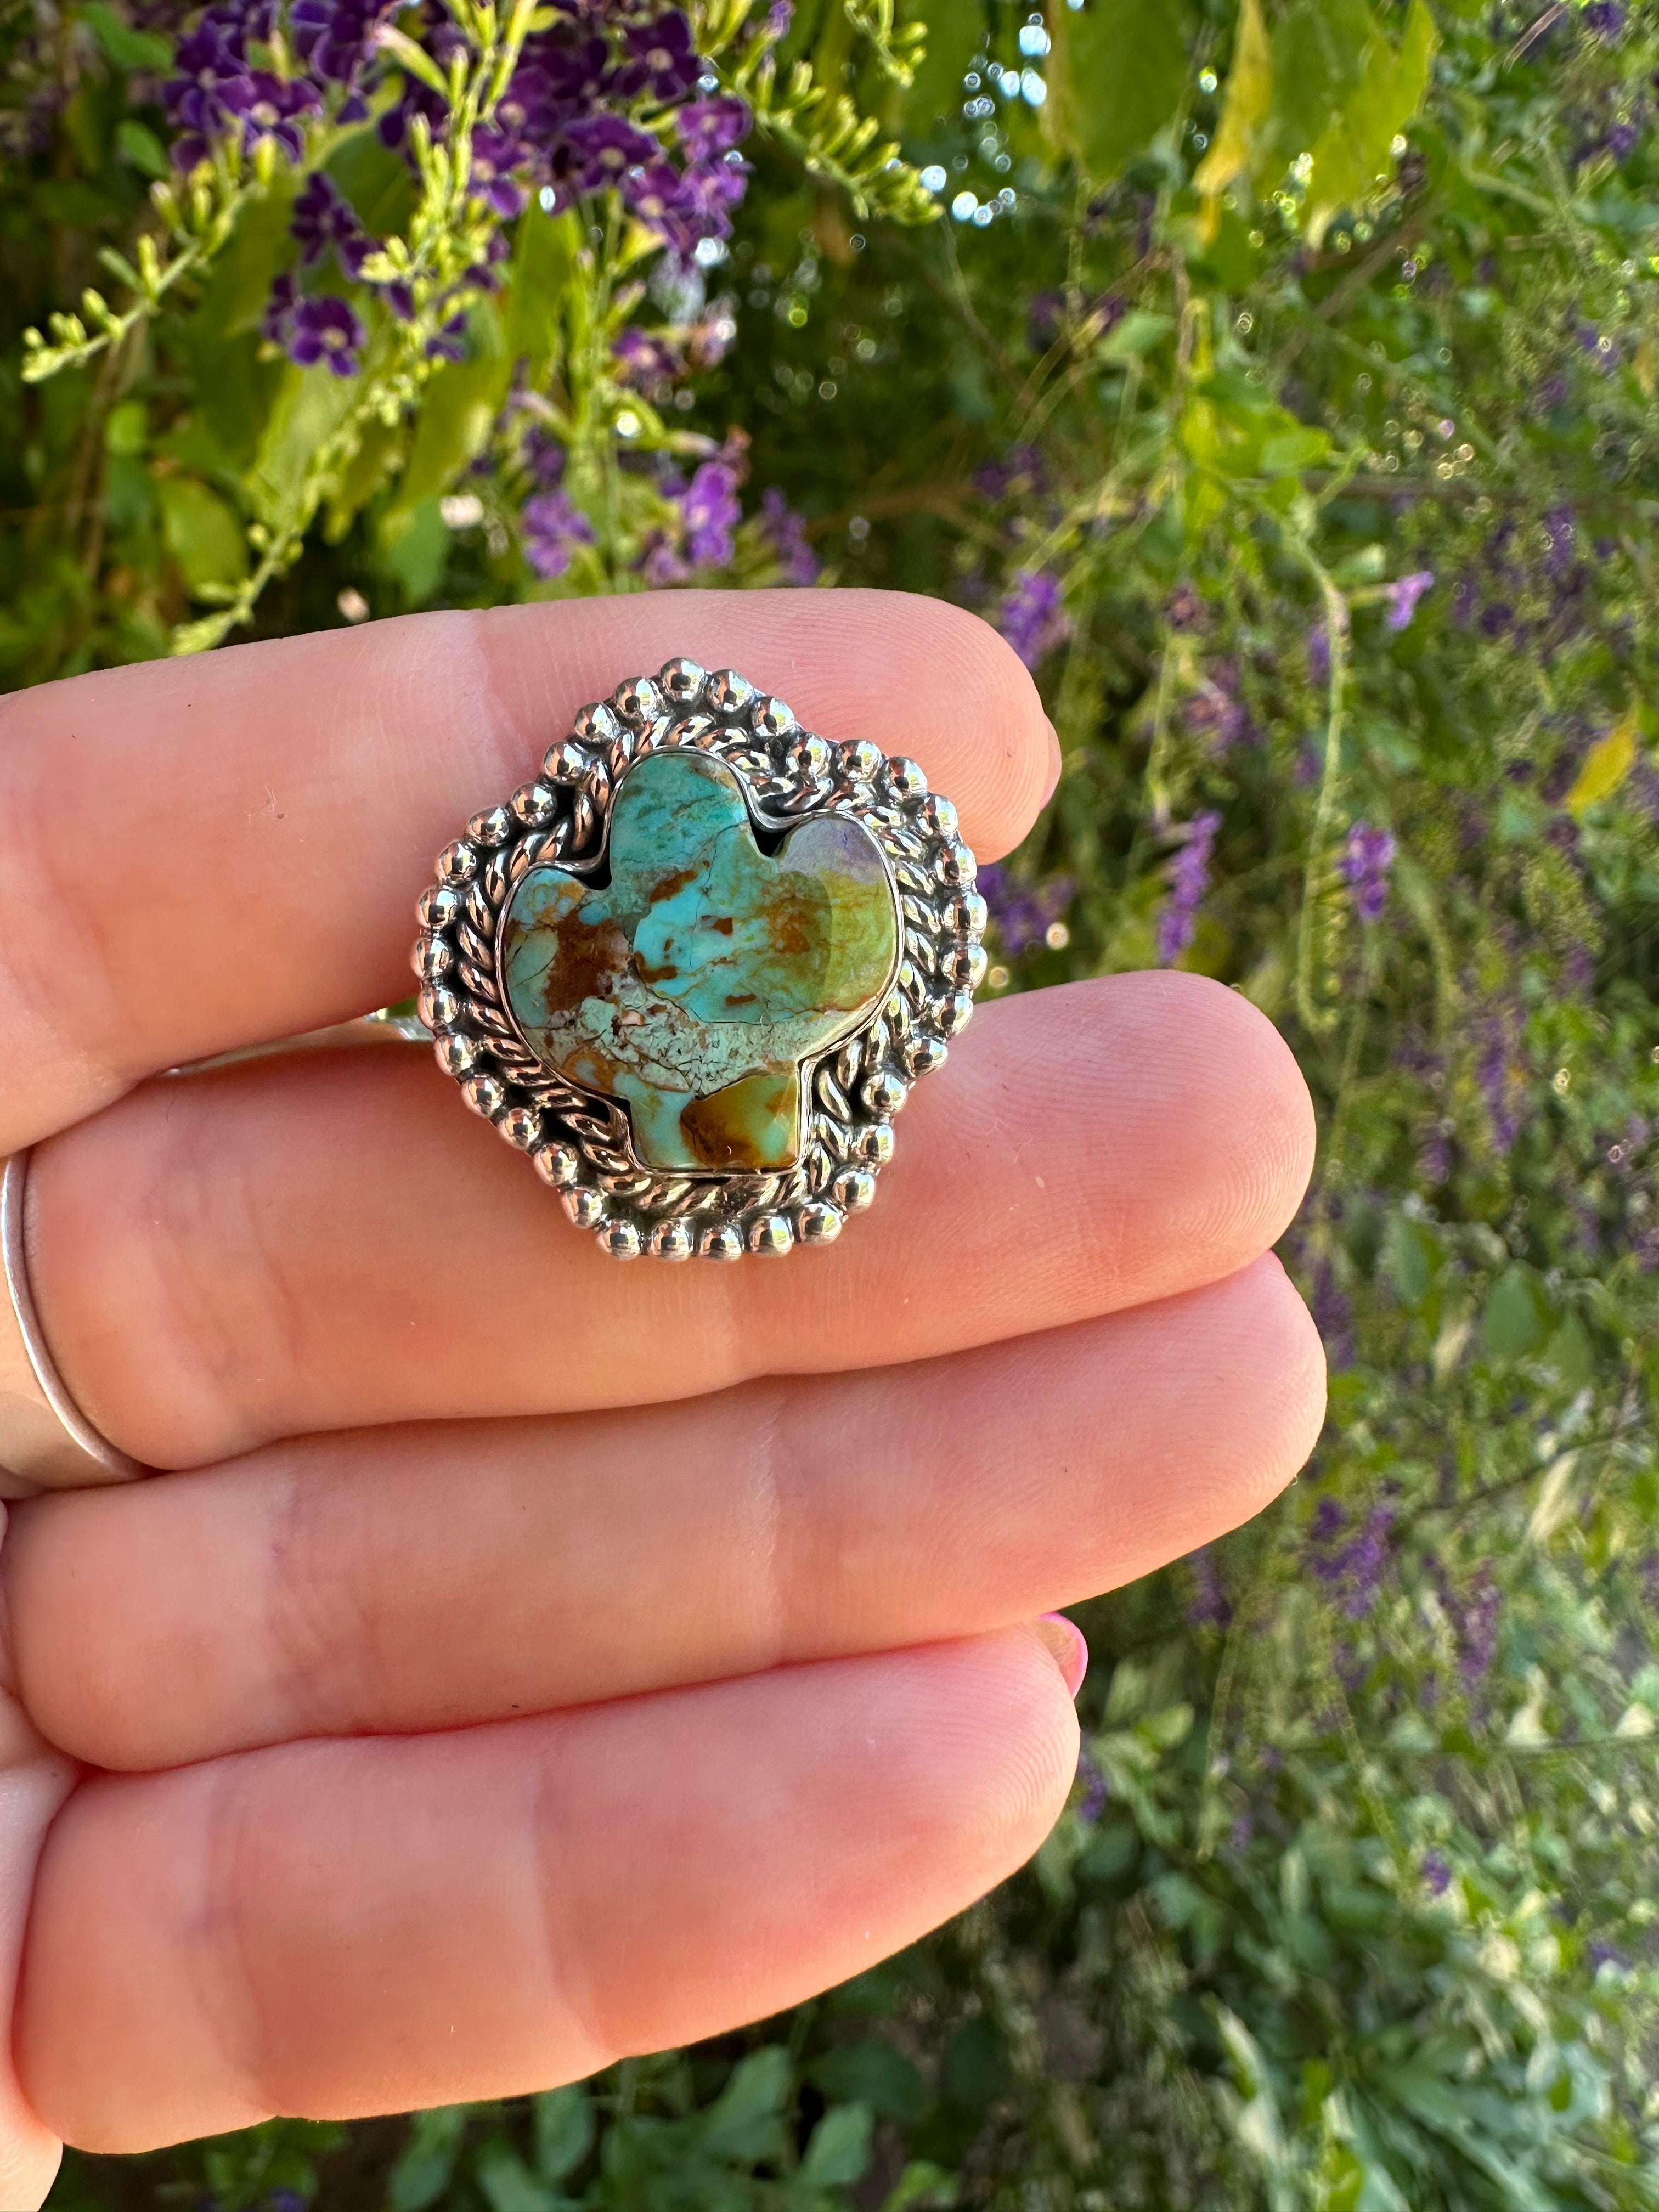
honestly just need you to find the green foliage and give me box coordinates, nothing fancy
[14,0,1659,2204]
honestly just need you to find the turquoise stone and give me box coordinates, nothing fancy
[500,751,899,1172]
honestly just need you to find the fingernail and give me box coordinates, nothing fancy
[1040,722,1063,808]
[1034,1612,1088,1699]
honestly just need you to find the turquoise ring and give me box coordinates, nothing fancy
[415,660,986,1260]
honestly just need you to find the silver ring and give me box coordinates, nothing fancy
[0,1150,148,1493]
[416,658,988,1261]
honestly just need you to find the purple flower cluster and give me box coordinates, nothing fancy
[1386,569,1434,630]
[522,488,593,578]
[1442,1568,1501,1690]
[1155,810,1221,965]
[261,273,364,371]
[977,864,1075,956]
[1308,1496,1395,1620]
[165,0,321,168]
[1476,998,1524,1154]
[1186,1544,1232,1629]
[1339,820,1396,924]
[385,21,754,260]
[761,487,819,585]
[164,1,769,381]
[1308,1251,1357,1369]
[996,568,1071,670]
[1182,657,1258,754]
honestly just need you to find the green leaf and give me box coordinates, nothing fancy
[476,2141,561,2212]
[1266,0,1372,174]
[375,493,449,606]
[532,2085,595,2183]
[1481,1265,1553,1361]
[798,2101,874,2189]
[1384,1214,1441,1308]
[941,2016,1008,2115]
[1194,0,1272,234]
[1047,0,1188,183]
[901,0,984,133]
[387,2107,471,2212]
[810,2037,931,2124]
[114,118,170,178]
[503,205,580,383]
[881,2163,958,2212]
[1301,0,1436,245]
[247,362,362,533]
[157,473,250,594]
[83,0,173,71]
[387,303,512,522]
[698,2046,792,2162]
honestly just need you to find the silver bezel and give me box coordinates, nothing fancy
[414,659,987,1260]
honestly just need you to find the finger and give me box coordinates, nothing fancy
[0,592,1054,1152]
[27,973,1316,1467]
[9,1255,1322,1773]
[0,1516,81,2210]
[18,1630,1077,2154]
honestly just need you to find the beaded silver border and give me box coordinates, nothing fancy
[414,658,986,1260]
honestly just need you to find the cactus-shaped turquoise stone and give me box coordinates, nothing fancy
[501,751,899,1172]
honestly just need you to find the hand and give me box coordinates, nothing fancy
[0,590,1322,2198]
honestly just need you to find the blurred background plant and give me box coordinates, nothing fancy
[8,0,1659,2200]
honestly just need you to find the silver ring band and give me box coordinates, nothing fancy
[1,1150,148,1493]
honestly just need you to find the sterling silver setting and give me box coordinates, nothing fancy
[415,659,987,1259]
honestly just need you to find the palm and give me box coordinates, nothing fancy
[0,590,1322,2204]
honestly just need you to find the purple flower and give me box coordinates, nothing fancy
[1310,1498,1394,1620]
[1422,1851,1452,1897]
[1229,1813,1255,1852]
[1167,583,1203,631]
[1307,622,1331,685]
[1183,658,1256,753]
[1386,569,1434,630]
[289,293,364,374]
[765,0,793,35]
[616,10,699,99]
[1028,291,1064,349]
[681,460,740,566]
[1584,0,1626,37]
[975,445,1046,499]
[641,531,690,586]
[216,68,321,160]
[1476,1001,1523,1153]
[761,487,819,585]
[1155,811,1221,965]
[290,171,371,274]
[996,568,1071,669]
[614,324,682,398]
[1309,1253,1357,1369]
[1076,1754,1108,1823]
[676,93,751,160]
[1339,821,1396,924]
[467,124,528,217]
[522,489,594,578]
[1186,1544,1231,1629]
[1543,505,1577,580]
[1577,321,1619,371]
[1418,1123,1452,1187]
[1446,1571,1500,1690]
[290,0,395,93]
[565,114,659,190]
[976,864,1074,956]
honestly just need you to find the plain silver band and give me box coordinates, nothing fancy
[1,1150,147,1494]
[0,1011,431,1495]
